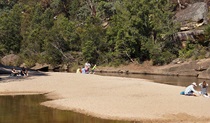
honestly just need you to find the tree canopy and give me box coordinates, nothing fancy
[0,0,206,67]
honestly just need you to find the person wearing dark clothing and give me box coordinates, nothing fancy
[20,67,28,76]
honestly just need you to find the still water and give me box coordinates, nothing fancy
[0,94,135,123]
[96,72,210,92]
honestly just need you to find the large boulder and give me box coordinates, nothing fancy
[198,67,210,79]
[171,0,210,10]
[174,2,208,43]
[175,2,208,30]
[31,63,49,72]
[1,54,20,66]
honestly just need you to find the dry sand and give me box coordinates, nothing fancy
[0,72,210,123]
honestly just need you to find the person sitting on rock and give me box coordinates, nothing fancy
[10,68,19,76]
[20,67,28,76]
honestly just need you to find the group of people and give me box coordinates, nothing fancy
[10,67,28,77]
[181,81,209,97]
[76,62,97,74]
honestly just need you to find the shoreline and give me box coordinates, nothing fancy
[0,72,210,122]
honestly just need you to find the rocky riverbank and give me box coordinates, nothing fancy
[2,58,210,80]
[96,58,210,79]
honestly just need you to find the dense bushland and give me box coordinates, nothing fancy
[0,0,209,67]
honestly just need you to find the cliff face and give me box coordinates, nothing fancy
[168,1,210,50]
[171,0,210,9]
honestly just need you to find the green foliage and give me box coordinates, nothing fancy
[97,1,116,19]
[0,4,22,55]
[0,0,201,67]
[204,24,210,46]
[179,42,195,59]
[106,0,177,65]
[151,50,177,65]
[0,0,18,13]
[80,17,105,64]
[179,41,208,60]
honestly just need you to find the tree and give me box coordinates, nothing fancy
[42,15,80,65]
[106,0,178,65]
[80,17,105,64]
[0,4,22,55]
[0,0,180,67]
[97,0,116,20]
[0,0,18,13]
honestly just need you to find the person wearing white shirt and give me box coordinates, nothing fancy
[84,62,91,74]
[199,81,208,96]
[184,82,198,96]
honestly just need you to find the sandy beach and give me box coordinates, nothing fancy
[0,72,210,123]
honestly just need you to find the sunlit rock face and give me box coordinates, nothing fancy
[172,2,208,43]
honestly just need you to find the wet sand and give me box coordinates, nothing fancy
[0,72,210,123]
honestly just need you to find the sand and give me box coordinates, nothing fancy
[0,72,210,123]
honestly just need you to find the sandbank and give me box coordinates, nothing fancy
[0,72,210,123]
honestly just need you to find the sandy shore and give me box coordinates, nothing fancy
[0,72,210,123]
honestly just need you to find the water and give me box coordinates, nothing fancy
[0,94,135,123]
[95,72,210,92]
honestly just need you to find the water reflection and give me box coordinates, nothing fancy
[96,72,210,92]
[0,95,135,123]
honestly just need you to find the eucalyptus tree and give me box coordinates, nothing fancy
[107,0,178,65]
[0,4,22,55]
[80,16,106,64]
[0,0,18,13]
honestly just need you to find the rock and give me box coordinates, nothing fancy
[98,58,210,79]
[61,64,68,70]
[205,52,210,58]
[171,58,184,64]
[31,63,49,71]
[178,71,198,77]
[175,2,208,29]
[194,66,207,71]
[1,54,20,66]
[176,30,205,42]
[196,59,210,69]
[180,22,205,31]
[20,63,27,67]
[102,21,109,29]
[171,0,210,10]
[198,67,210,79]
